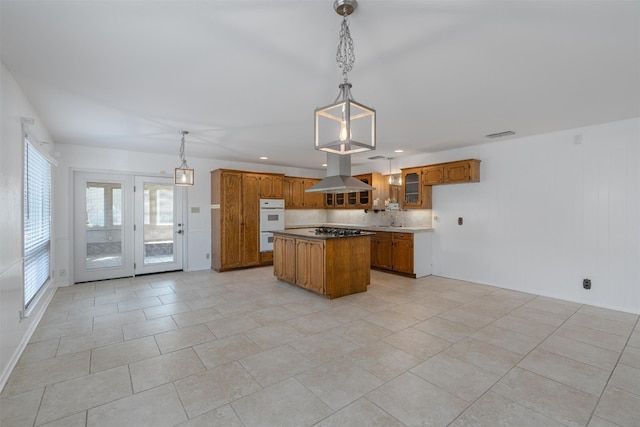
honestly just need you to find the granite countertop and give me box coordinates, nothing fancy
[284,223,434,234]
[272,228,376,240]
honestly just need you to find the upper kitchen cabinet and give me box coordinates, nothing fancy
[422,165,444,185]
[443,159,480,183]
[346,173,384,210]
[259,174,284,199]
[401,167,432,209]
[284,177,324,209]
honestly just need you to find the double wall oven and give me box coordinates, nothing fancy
[259,199,285,252]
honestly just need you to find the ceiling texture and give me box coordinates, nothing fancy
[1,0,639,170]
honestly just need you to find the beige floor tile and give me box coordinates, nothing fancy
[57,327,123,356]
[193,333,261,369]
[450,391,565,427]
[347,293,398,312]
[491,314,557,340]
[286,310,343,335]
[366,372,468,426]
[174,361,261,418]
[445,337,522,376]
[29,317,93,343]
[383,327,451,359]
[159,290,201,305]
[142,301,191,320]
[231,378,332,427]
[91,336,159,373]
[171,306,224,328]
[575,305,638,325]
[135,285,176,298]
[608,363,640,395]
[566,312,635,337]
[414,316,476,343]
[346,341,421,381]
[15,338,59,366]
[291,331,360,364]
[364,310,420,332]
[538,334,621,371]
[471,324,541,355]
[296,358,384,410]
[67,302,118,320]
[330,319,393,346]
[87,383,186,427]
[321,304,371,323]
[35,365,131,425]
[92,309,146,330]
[509,306,569,327]
[248,305,300,326]
[518,348,610,396]
[439,289,484,304]
[129,348,206,392]
[522,297,581,317]
[411,352,501,402]
[555,323,629,352]
[492,367,598,426]
[388,301,444,320]
[438,308,501,330]
[314,397,404,427]
[0,387,43,427]
[628,327,640,348]
[413,294,462,311]
[154,324,216,354]
[243,322,306,349]
[38,411,86,427]
[116,295,163,312]
[175,404,244,427]
[283,297,336,315]
[239,344,315,387]
[588,415,627,427]
[208,299,262,317]
[205,315,261,338]
[2,351,90,397]
[619,345,640,369]
[594,386,640,427]
[121,315,178,341]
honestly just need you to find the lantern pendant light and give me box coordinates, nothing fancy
[174,130,194,186]
[314,0,376,155]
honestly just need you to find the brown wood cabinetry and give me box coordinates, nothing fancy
[444,159,480,183]
[401,167,432,209]
[273,232,370,299]
[422,165,444,185]
[324,173,383,209]
[370,231,415,277]
[259,174,284,198]
[284,177,324,209]
[211,169,281,272]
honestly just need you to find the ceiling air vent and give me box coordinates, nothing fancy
[367,155,386,160]
[486,130,515,139]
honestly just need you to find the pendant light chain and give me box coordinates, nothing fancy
[179,132,187,166]
[336,13,355,83]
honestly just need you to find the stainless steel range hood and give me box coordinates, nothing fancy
[305,153,375,194]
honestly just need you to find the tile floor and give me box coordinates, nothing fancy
[1,267,639,427]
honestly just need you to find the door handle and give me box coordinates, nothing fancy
[176,230,183,234]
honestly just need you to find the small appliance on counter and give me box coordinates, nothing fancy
[387,202,400,211]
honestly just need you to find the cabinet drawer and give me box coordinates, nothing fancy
[392,232,413,241]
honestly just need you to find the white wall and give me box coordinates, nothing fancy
[394,119,639,314]
[1,62,58,390]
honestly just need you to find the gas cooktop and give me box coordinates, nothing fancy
[314,227,362,237]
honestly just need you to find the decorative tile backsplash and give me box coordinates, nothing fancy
[285,209,432,228]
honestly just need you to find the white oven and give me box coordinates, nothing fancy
[259,199,285,252]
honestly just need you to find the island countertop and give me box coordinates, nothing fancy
[272,228,376,240]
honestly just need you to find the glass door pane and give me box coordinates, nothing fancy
[85,182,123,269]
[142,183,175,265]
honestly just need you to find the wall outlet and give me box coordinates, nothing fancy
[458,217,463,225]
[583,278,591,290]
[205,253,210,260]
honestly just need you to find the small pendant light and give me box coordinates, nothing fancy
[174,130,194,186]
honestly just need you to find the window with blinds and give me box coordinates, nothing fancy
[23,139,52,310]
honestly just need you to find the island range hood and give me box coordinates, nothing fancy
[305,153,375,194]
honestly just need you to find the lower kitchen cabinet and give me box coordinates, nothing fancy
[273,232,370,299]
[369,230,432,278]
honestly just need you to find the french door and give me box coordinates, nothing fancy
[74,172,183,283]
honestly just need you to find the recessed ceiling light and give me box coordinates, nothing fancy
[259,156,268,160]
[394,149,404,153]
[322,163,327,167]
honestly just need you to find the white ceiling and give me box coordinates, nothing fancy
[2,0,639,170]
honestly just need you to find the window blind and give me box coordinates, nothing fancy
[23,139,52,309]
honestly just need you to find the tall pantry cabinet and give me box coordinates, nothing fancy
[211,169,282,271]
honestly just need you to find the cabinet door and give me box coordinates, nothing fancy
[284,237,297,283]
[303,179,324,208]
[290,178,305,208]
[259,175,283,198]
[334,193,346,208]
[422,166,444,185]
[354,174,371,209]
[273,236,285,279]
[306,240,325,294]
[220,172,243,269]
[295,240,309,287]
[371,232,392,269]
[444,161,471,183]
[401,168,423,208]
[241,174,260,266]
[283,177,293,208]
[392,234,414,274]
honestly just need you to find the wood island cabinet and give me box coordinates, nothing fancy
[211,169,283,272]
[273,231,370,299]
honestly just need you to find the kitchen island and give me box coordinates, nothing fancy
[272,228,374,299]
